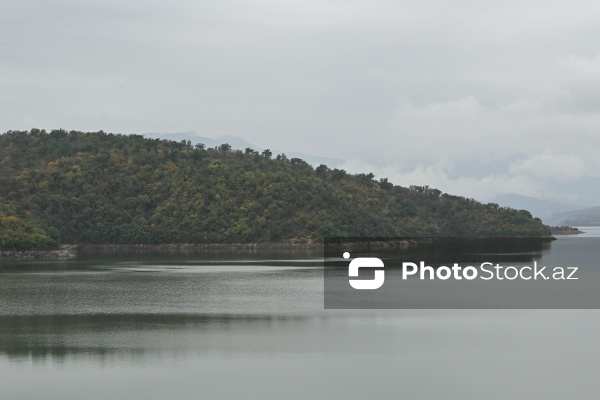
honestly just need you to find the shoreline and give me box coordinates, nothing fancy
[0,245,77,259]
[324,236,555,250]
[1,236,556,258]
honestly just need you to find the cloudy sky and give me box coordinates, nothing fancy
[2,0,599,206]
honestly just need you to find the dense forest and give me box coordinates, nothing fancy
[0,209,57,250]
[0,129,551,248]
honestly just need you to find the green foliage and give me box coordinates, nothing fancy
[0,209,57,250]
[0,129,551,245]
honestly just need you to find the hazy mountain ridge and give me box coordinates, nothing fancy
[144,131,343,168]
[545,206,600,226]
[491,193,589,221]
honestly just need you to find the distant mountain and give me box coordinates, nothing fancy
[491,194,587,222]
[144,131,343,168]
[545,206,600,226]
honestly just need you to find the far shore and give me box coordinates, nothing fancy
[0,245,78,259]
[1,236,556,259]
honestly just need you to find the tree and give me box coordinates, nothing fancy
[262,149,272,158]
[276,153,288,162]
[379,178,393,190]
[315,164,329,175]
[290,157,305,165]
[218,143,232,152]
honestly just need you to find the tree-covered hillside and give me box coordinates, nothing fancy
[0,206,57,250]
[0,129,550,246]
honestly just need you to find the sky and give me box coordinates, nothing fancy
[2,0,599,207]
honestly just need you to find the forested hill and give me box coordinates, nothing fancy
[0,129,550,247]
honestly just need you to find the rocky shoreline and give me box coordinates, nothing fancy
[78,242,323,250]
[324,236,556,250]
[76,242,324,252]
[0,245,77,259]
[1,236,556,258]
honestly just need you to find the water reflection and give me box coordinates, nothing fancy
[0,313,306,361]
[1,240,600,400]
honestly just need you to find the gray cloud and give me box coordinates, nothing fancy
[2,0,599,204]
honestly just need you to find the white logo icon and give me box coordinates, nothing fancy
[345,252,385,290]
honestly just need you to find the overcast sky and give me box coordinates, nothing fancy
[2,0,599,205]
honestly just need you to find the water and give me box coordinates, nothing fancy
[1,240,599,399]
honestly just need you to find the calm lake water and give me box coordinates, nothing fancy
[1,235,599,399]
